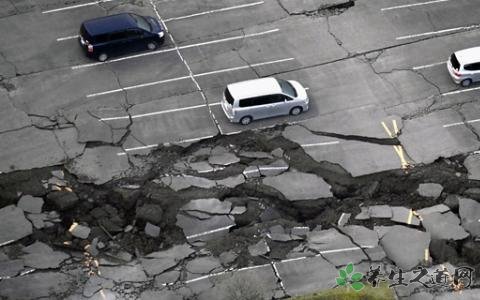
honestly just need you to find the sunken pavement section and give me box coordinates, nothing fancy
[0,130,480,299]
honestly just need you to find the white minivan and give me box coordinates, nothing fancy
[221,77,309,125]
[447,47,480,87]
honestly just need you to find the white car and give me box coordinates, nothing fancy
[221,77,309,125]
[447,47,480,87]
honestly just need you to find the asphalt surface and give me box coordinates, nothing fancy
[1,0,480,176]
[1,0,480,299]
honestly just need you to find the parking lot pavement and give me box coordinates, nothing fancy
[399,109,480,165]
[0,0,479,182]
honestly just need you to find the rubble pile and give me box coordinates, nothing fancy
[0,130,479,299]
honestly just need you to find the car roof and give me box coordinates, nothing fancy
[82,13,136,36]
[227,78,282,100]
[454,47,480,64]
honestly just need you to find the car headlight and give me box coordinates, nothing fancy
[158,31,165,38]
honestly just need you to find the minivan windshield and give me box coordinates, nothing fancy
[277,79,297,97]
[130,14,151,32]
[224,88,234,105]
[450,53,460,70]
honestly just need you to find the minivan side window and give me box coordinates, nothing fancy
[93,34,109,44]
[109,31,128,41]
[127,29,143,38]
[464,63,480,71]
[239,98,256,107]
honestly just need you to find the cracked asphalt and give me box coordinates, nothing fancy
[1,0,480,299]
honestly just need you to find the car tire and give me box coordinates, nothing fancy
[461,79,472,87]
[240,116,252,125]
[98,53,108,62]
[147,42,157,50]
[290,106,303,116]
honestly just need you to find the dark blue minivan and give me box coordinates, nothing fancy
[79,13,165,62]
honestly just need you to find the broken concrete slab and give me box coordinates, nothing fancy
[0,259,24,278]
[176,214,235,240]
[161,175,216,191]
[416,204,450,216]
[66,146,130,185]
[369,205,392,218]
[238,151,273,159]
[307,228,367,266]
[355,206,370,220]
[146,244,195,261]
[154,269,181,286]
[259,159,289,177]
[422,212,469,240]
[282,125,401,176]
[262,171,333,201]
[463,153,480,180]
[0,205,32,245]
[68,222,91,239]
[98,264,148,282]
[459,197,480,238]
[219,250,238,267]
[185,256,223,280]
[181,198,232,215]
[189,161,214,173]
[208,152,240,166]
[216,174,245,188]
[141,257,178,277]
[191,264,278,300]
[21,241,69,269]
[341,225,379,247]
[380,226,430,270]
[276,256,337,297]
[0,272,73,299]
[145,222,160,238]
[398,109,480,165]
[417,183,443,199]
[271,148,284,158]
[248,239,270,257]
[243,166,261,178]
[17,195,44,213]
[391,206,420,226]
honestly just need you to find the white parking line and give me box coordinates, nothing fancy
[381,0,448,11]
[186,225,235,240]
[42,0,115,13]
[86,57,294,98]
[117,134,215,155]
[163,1,264,22]
[57,35,79,42]
[301,141,340,147]
[100,104,207,121]
[443,118,480,128]
[412,61,446,70]
[397,25,480,40]
[100,102,221,121]
[71,29,279,69]
[441,86,480,96]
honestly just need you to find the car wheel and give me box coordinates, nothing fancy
[461,79,472,87]
[147,42,157,50]
[240,116,252,125]
[290,106,303,116]
[98,53,108,62]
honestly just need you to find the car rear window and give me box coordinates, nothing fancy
[130,14,151,32]
[450,53,460,70]
[277,79,297,97]
[224,88,234,105]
